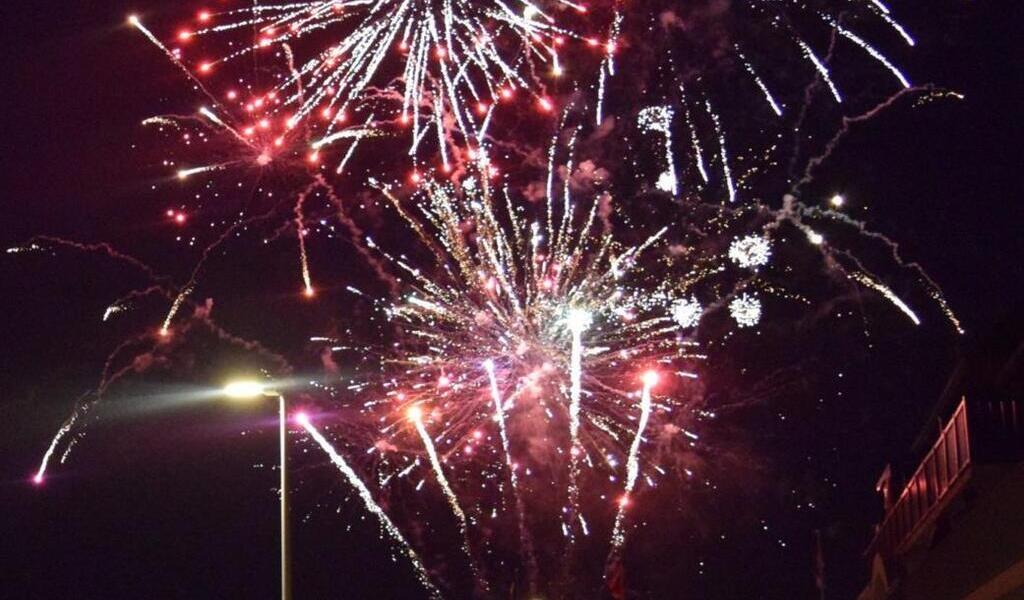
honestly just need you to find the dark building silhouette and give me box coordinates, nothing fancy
[859,319,1024,600]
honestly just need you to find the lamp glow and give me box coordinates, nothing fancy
[223,381,267,399]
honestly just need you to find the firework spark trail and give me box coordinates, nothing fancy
[20,236,169,284]
[638,106,678,195]
[604,371,657,573]
[865,0,916,46]
[30,263,295,479]
[129,16,223,109]
[296,221,314,297]
[850,272,920,325]
[170,0,585,160]
[783,83,964,334]
[298,415,442,599]
[483,359,537,592]
[409,407,486,590]
[33,343,160,483]
[198,106,250,145]
[18,233,300,473]
[824,18,911,89]
[595,3,623,125]
[160,204,284,334]
[32,407,84,484]
[565,308,591,541]
[796,37,842,104]
[293,182,317,297]
[706,101,736,203]
[333,114,378,174]
[735,46,783,117]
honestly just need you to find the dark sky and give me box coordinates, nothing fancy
[2,2,1023,599]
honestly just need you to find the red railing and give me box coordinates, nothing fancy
[873,399,971,557]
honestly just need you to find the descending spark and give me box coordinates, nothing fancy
[294,200,315,297]
[606,371,658,562]
[310,124,382,151]
[102,304,127,322]
[197,106,249,143]
[298,414,442,598]
[408,406,482,584]
[129,16,220,106]
[567,309,592,452]
[596,7,624,125]
[851,272,921,326]
[161,0,590,160]
[825,19,911,89]
[638,106,678,195]
[297,227,314,298]
[331,114,378,174]
[706,102,736,202]
[177,165,224,179]
[160,284,192,335]
[483,359,536,592]
[796,38,843,103]
[33,415,79,484]
[736,47,783,117]
[565,307,592,539]
[681,94,709,184]
[864,0,916,47]
[867,0,892,13]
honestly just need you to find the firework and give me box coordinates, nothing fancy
[606,370,658,559]
[298,413,442,598]
[22,2,973,597]
[142,0,595,170]
[637,106,678,195]
[408,405,485,586]
[592,0,923,202]
[312,145,887,590]
[728,293,763,329]
[728,235,772,270]
[308,164,713,590]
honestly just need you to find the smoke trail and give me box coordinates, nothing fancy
[293,185,316,297]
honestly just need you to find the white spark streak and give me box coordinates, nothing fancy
[797,38,843,103]
[412,411,482,584]
[608,373,657,554]
[851,272,921,326]
[299,416,441,598]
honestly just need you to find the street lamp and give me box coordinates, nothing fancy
[223,380,292,600]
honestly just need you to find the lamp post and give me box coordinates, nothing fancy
[223,381,291,600]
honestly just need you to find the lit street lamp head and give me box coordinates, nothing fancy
[223,380,269,399]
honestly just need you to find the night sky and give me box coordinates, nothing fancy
[2,2,1023,599]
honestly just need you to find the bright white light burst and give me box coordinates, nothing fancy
[729,293,762,328]
[672,297,703,330]
[728,235,771,269]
